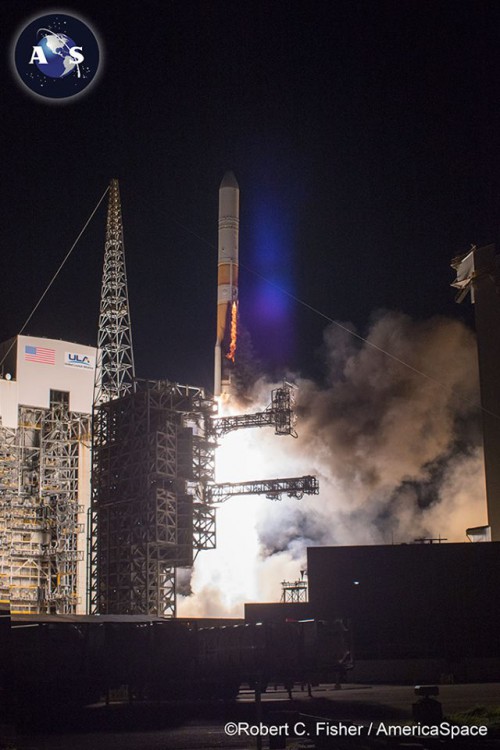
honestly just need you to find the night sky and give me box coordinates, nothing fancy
[1,1,499,391]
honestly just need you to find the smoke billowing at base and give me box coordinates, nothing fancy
[178,311,487,618]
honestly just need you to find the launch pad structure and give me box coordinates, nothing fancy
[89,379,216,615]
[0,340,94,615]
[0,177,318,618]
[0,397,89,614]
[89,374,317,616]
[88,178,319,617]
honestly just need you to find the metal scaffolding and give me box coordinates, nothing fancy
[89,376,319,616]
[89,380,216,617]
[281,570,308,602]
[0,393,90,614]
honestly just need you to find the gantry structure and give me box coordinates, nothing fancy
[90,378,217,616]
[89,377,316,617]
[208,383,298,439]
[89,179,319,617]
[0,388,90,613]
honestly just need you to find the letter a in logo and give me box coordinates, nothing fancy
[29,46,48,64]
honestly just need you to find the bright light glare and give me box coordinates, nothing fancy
[177,396,310,618]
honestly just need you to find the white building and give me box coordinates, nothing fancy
[0,335,96,614]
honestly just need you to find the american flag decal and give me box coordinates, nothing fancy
[24,345,56,365]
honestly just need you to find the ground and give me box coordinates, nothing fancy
[8,683,500,750]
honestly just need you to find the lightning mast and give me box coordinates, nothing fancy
[88,178,135,613]
[94,179,135,404]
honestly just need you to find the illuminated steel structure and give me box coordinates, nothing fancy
[207,476,318,504]
[89,181,217,615]
[94,179,135,405]
[0,337,94,614]
[89,179,137,612]
[89,177,319,617]
[210,383,298,439]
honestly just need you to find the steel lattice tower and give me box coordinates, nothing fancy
[87,179,318,617]
[95,179,135,404]
[88,178,136,613]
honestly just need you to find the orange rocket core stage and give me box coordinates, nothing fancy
[226,301,238,362]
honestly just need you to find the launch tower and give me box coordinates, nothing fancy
[89,176,319,617]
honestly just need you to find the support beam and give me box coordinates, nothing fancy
[207,475,319,504]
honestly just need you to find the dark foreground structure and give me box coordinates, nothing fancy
[247,543,500,683]
[310,542,500,682]
[9,615,351,728]
[452,244,500,541]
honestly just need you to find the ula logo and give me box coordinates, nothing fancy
[65,352,94,369]
[69,354,90,365]
[13,12,101,101]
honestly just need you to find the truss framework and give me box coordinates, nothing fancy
[207,475,319,503]
[281,579,308,603]
[94,179,135,406]
[89,376,319,616]
[89,380,216,617]
[0,393,90,614]
[210,383,298,439]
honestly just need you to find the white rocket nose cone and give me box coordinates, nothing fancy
[220,171,239,190]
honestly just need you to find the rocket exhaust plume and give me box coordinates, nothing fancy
[180,312,487,617]
[215,171,239,396]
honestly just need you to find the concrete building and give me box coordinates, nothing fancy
[0,335,96,614]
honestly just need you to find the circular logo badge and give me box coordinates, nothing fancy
[13,12,101,102]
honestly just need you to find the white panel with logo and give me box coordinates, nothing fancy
[17,335,97,414]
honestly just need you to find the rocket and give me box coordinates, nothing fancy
[214,171,239,396]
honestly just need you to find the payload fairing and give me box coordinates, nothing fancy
[214,171,239,396]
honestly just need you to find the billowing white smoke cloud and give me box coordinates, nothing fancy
[178,312,487,617]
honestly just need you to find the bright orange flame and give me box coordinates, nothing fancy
[226,301,238,362]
